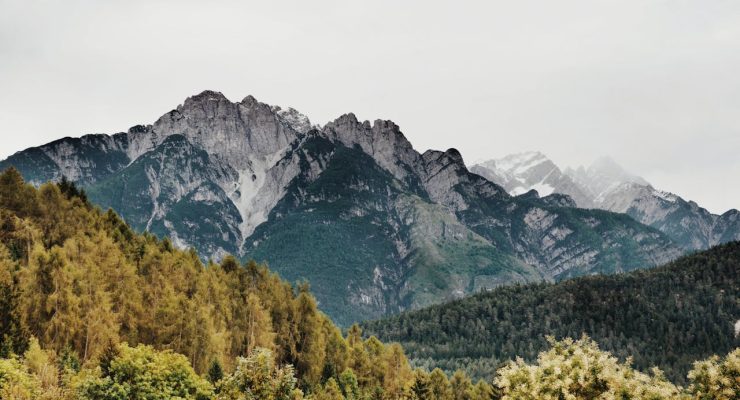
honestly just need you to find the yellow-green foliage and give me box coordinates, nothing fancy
[216,348,300,400]
[688,348,740,400]
[0,337,72,400]
[0,168,418,398]
[0,357,40,400]
[494,336,683,399]
[76,343,213,400]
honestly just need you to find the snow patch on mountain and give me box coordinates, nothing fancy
[495,152,549,175]
[655,190,678,203]
[531,182,555,197]
[472,151,590,207]
[272,105,315,134]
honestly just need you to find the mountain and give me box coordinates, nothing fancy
[564,156,650,203]
[473,153,740,251]
[362,241,740,384]
[0,91,682,325]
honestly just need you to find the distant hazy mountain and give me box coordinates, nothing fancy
[0,91,681,324]
[564,156,650,204]
[473,153,739,250]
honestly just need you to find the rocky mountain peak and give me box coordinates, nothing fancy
[183,90,230,105]
[271,105,313,134]
[476,151,739,250]
[241,94,259,105]
[443,148,465,165]
[127,124,151,134]
[326,112,360,127]
[322,113,421,185]
[324,114,410,144]
[372,119,399,132]
[560,157,649,206]
[144,92,303,170]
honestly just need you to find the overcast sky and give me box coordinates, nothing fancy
[1,0,738,213]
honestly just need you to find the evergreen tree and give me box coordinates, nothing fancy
[208,359,224,384]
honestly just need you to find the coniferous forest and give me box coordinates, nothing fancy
[0,167,738,399]
[363,240,740,385]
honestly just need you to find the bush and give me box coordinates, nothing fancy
[76,343,213,400]
[493,336,683,399]
[688,348,740,400]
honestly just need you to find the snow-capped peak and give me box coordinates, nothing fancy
[471,151,593,207]
[654,189,679,203]
[492,151,549,175]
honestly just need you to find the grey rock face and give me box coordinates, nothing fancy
[271,105,314,134]
[323,113,425,191]
[14,134,133,186]
[419,148,508,212]
[714,210,740,244]
[146,91,302,170]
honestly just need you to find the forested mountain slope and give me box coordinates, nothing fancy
[0,169,737,399]
[363,241,740,383]
[0,167,427,398]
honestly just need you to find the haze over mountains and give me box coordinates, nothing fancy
[0,90,686,325]
[472,152,740,251]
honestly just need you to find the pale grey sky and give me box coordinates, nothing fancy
[1,0,738,213]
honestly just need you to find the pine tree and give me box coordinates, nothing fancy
[208,359,224,384]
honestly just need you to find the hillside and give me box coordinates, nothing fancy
[0,167,431,398]
[363,241,740,384]
[0,90,684,325]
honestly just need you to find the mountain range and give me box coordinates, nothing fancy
[472,152,740,251]
[0,91,683,325]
